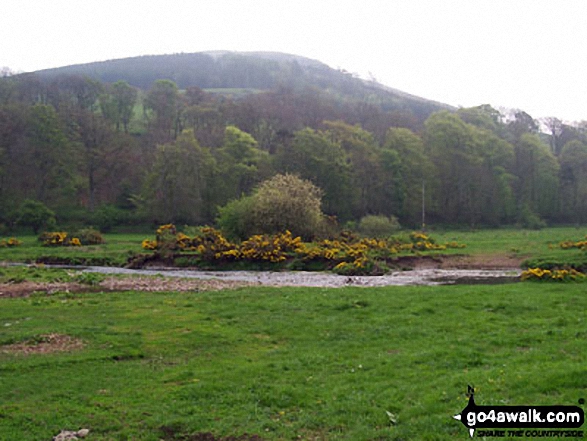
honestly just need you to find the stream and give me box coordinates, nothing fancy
[77,266,521,287]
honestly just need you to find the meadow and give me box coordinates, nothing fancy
[0,227,586,440]
[0,226,585,269]
[0,282,585,440]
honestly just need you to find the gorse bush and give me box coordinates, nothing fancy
[0,238,22,247]
[559,236,587,250]
[142,225,466,275]
[39,232,82,247]
[521,267,586,282]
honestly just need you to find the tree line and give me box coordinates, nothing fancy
[1,72,586,233]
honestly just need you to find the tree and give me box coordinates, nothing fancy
[217,173,325,239]
[23,104,73,205]
[506,110,539,141]
[275,128,352,220]
[112,80,138,133]
[559,140,587,222]
[17,199,56,234]
[541,116,564,156]
[213,126,271,205]
[100,81,137,133]
[144,79,180,142]
[383,128,433,225]
[424,111,481,225]
[512,133,559,223]
[457,104,504,134]
[143,130,215,224]
[323,121,384,218]
[424,111,517,226]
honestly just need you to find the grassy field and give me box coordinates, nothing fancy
[0,233,147,267]
[0,227,586,269]
[432,227,586,258]
[0,282,585,440]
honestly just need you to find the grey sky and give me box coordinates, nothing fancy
[2,0,586,121]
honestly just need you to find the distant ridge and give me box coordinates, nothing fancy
[32,51,453,120]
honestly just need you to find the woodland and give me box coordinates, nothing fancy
[1,52,586,234]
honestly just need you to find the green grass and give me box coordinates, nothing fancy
[433,227,587,259]
[0,234,147,266]
[1,227,586,270]
[0,283,585,440]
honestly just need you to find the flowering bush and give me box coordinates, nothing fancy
[521,267,586,282]
[142,239,157,250]
[190,227,235,260]
[0,237,22,247]
[236,231,306,262]
[141,225,466,275]
[39,232,82,247]
[559,237,587,251]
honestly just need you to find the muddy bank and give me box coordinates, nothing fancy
[0,276,251,298]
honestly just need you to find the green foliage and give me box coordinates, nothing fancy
[2,64,587,231]
[357,214,401,237]
[517,204,547,230]
[91,205,128,232]
[249,173,325,239]
[72,227,105,245]
[275,128,353,220]
[217,174,325,240]
[17,199,57,234]
[216,195,256,240]
[144,79,180,139]
[143,130,215,224]
[559,140,587,222]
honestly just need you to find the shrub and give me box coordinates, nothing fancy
[358,215,401,238]
[252,174,324,239]
[72,228,105,245]
[216,196,256,240]
[517,205,546,230]
[217,174,326,240]
[39,232,82,247]
[521,267,586,282]
[92,205,128,232]
[0,238,22,247]
[17,200,56,234]
[559,236,587,251]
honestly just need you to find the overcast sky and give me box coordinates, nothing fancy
[2,0,586,122]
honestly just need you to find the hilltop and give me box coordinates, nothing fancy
[32,51,452,121]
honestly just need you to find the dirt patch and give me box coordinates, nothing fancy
[409,253,524,270]
[1,333,84,355]
[0,277,251,299]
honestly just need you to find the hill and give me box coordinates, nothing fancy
[32,51,453,121]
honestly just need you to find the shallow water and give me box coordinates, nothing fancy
[79,266,521,287]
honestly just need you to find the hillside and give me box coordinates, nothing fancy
[33,51,452,121]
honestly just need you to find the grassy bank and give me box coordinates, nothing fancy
[0,283,585,440]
